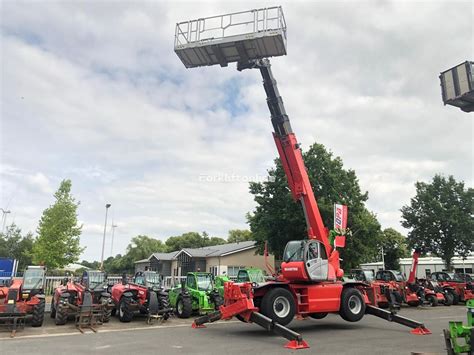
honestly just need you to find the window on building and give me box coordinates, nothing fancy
[227,266,246,277]
[209,266,218,276]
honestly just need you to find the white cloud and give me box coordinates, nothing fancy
[1,1,472,260]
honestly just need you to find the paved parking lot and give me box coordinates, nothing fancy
[0,305,466,354]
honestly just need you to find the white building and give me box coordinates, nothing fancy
[360,255,474,278]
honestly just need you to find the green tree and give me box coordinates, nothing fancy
[247,143,382,268]
[119,235,167,272]
[379,228,410,270]
[0,223,34,271]
[227,229,254,243]
[32,179,84,269]
[401,175,473,271]
[165,232,226,252]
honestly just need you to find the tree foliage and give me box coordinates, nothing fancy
[165,232,226,252]
[0,223,34,271]
[379,228,410,270]
[401,175,473,270]
[32,179,84,268]
[227,229,254,243]
[247,142,382,268]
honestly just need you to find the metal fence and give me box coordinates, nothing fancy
[11,275,239,295]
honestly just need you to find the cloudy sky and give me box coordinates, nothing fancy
[1,0,472,261]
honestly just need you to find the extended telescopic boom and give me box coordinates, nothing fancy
[238,59,331,255]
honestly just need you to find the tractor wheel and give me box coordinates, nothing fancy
[444,329,455,355]
[339,287,366,322]
[118,297,134,322]
[111,308,117,316]
[449,290,460,305]
[175,295,192,319]
[55,304,68,325]
[407,300,420,307]
[310,312,328,319]
[102,308,111,323]
[50,298,56,318]
[444,292,453,306]
[426,295,438,307]
[213,295,224,310]
[260,287,296,326]
[31,299,45,327]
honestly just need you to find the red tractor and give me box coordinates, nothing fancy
[110,271,172,323]
[51,270,113,326]
[430,271,474,305]
[0,266,46,336]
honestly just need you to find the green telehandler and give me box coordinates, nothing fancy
[168,272,226,318]
[444,299,473,354]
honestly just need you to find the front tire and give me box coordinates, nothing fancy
[55,303,68,325]
[175,295,192,318]
[444,292,453,306]
[426,295,438,307]
[260,287,296,326]
[448,290,459,305]
[339,287,365,322]
[31,299,45,327]
[118,297,134,322]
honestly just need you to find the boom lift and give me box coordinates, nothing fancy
[175,6,431,349]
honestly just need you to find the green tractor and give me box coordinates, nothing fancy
[168,272,225,318]
[444,299,473,354]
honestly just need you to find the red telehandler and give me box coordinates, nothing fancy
[175,7,431,349]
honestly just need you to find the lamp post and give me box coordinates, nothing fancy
[110,222,117,256]
[100,203,111,270]
[1,208,11,234]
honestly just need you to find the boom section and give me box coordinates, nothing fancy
[239,59,329,251]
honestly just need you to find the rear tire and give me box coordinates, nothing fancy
[444,292,453,306]
[339,288,365,322]
[31,299,45,327]
[175,295,192,318]
[118,296,134,322]
[213,295,224,310]
[310,312,328,319]
[55,304,68,325]
[260,287,296,326]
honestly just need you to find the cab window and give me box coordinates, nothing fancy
[187,274,196,289]
[237,270,249,282]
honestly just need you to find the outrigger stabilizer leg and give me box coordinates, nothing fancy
[365,305,432,335]
[192,282,309,350]
[193,311,309,350]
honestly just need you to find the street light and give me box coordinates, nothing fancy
[100,203,111,270]
[1,208,11,234]
[110,222,117,256]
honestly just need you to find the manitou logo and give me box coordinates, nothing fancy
[334,204,348,229]
[284,267,299,272]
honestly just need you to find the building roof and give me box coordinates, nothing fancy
[177,241,256,258]
[134,241,257,264]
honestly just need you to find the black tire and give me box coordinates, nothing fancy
[50,298,56,318]
[444,292,453,306]
[111,308,117,316]
[449,290,460,305]
[426,295,438,307]
[310,312,328,319]
[31,299,45,327]
[260,287,296,326]
[55,304,68,325]
[339,287,366,322]
[407,300,420,307]
[444,329,455,355]
[102,308,111,323]
[118,296,134,322]
[175,295,192,318]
